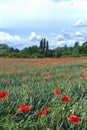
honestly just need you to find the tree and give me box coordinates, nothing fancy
[42,38,46,51]
[82,42,87,46]
[0,44,9,51]
[39,39,43,49]
[74,42,79,48]
[54,47,62,57]
[39,38,49,51]
[14,48,20,53]
[9,47,15,52]
[46,41,49,51]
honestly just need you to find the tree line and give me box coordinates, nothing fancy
[0,39,87,58]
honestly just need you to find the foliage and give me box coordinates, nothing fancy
[0,41,87,57]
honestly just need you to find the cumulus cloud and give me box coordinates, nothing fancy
[0,31,21,43]
[0,31,42,49]
[47,30,87,48]
[62,30,73,39]
[0,30,87,50]
[75,32,82,37]
[28,32,41,41]
[56,35,64,41]
[74,20,87,27]
[56,40,75,47]
[74,31,87,42]
[0,31,27,49]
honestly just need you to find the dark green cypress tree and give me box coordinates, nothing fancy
[39,39,43,49]
[46,40,49,51]
[43,38,46,51]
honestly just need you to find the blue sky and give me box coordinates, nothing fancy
[0,0,87,49]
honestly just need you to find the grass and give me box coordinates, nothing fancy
[0,58,87,130]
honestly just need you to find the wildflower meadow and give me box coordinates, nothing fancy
[0,58,87,130]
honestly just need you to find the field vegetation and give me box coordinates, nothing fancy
[0,58,87,130]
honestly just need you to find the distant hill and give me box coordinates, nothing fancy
[0,44,9,51]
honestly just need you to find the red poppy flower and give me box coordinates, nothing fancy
[51,77,54,80]
[29,88,33,93]
[61,95,70,103]
[37,111,47,115]
[24,105,31,111]
[54,89,61,95]
[43,106,50,112]
[82,65,86,69]
[44,77,48,81]
[80,73,85,79]
[18,104,25,112]
[5,80,9,83]
[68,67,72,72]
[0,91,8,99]
[69,78,73,81]
[18,104,31,112]
[68,115,80,124]
[23,72,28,76]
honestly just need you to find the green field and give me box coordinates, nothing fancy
[0,59,87,130]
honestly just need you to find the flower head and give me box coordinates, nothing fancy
[54,89,61,95]
[5,80,9,84]
[24,105,32,111]
[68,115,80,124]
[80,72,85,79]
[37,111,47,115]
[61,95,70,103]
[43,106,50,112]
[0,91,8,99]
[29,88,33,93]
[18,104,31,112]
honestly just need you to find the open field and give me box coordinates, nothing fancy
[0,58,87,130]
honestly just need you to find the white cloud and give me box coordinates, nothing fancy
[73,1,87,9]
[0,31,42,49]
[1,30,87,50]
[1,0,87,29]
[0,0,55,28]
[1,0,87,49]
[0,31,28,49]
[74,20,87,27]
[52,0,72,2]
[69,2,74,6]
[28,32,41,41]
[52,0,64,2]
[47,30,87,48]
[75,32,82,37]
[0,31,21,42]
[56,40,75,47]
[62,30,73,38]
[56,35,64,41]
